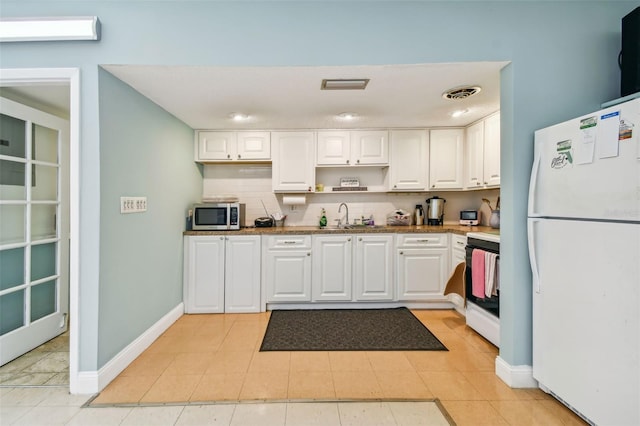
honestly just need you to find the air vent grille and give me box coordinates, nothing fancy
[442,86,482,100]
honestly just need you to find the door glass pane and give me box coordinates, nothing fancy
[0,204,25,244]
[0,290,24,335]
[31,242,56,281]
[31,165,57,201]
[0,159,26,199]
[0,114,26,159]
[0,248,24,291]
[31,204,57,241]
[31,279,56,322]
[32,124,58,163]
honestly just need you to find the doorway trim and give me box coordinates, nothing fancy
[0,67,80,393]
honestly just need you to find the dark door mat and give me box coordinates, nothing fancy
[260,307,447,351]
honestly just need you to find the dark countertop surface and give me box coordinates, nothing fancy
[184,224,496,236]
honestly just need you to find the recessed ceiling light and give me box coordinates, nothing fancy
[450,109,469,118]
[442,85,482,100]
[337,112,358,120]
[321,79,369,90]
[229,112,249,121]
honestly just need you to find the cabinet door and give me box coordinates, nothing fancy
[272,131,315,192]
[184,236,225,313]
[396,248,449,300]
[483,112,501,187]
[317,131,350,165]
[236,131,270,160]
[312,235,353,301]
[355,234,394,301]
[197,131,236,161]
[429,129,464,189]
[224,236,261,313]
[265,250,312,302]
[389,129,429,190]
[352,130,389,165]
[464,121,485,189]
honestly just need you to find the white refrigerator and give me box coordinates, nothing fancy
[528,97,640,426]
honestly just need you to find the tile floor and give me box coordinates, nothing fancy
[0,309,588,425]
[0,332,69,387]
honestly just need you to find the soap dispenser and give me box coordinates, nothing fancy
[319,208,328,228]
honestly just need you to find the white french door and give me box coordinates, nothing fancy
[0,96,69,366]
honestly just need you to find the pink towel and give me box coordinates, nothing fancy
[471,249,486,298]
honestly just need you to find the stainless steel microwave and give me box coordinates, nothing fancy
[192,203,245,230]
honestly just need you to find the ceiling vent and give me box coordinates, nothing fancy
[321,79,369,90]
[442,85,482,100]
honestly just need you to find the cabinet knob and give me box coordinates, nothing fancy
[347,237,351,242]
[237,154,241,159]
[220,236,224,240]
[432,185,435,188]
[227,154,231,159]
[346,159,350,164]
[308,186,312,192]
[399,251,404,255]
[484,182,488,185]
[476,182,480,186]
[356,159,360,164]
[394,185,397,189]
[307,252,311,256]
[359,237,362,241]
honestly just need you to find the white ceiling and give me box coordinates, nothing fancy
[103,62,508,130]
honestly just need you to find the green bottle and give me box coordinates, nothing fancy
[319,208,327,228]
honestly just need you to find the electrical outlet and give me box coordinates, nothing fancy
[120,196,147,214]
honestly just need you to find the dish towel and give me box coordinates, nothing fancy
[471,249,486,298]
[485,252,498,297]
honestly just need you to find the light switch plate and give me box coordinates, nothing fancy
[120,196,147,213]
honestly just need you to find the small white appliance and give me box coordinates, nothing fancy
[528,97,639,425]
[459,210,479,226]
[192,202,245,230]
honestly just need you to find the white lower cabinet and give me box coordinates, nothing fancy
[312,235,353,301]
[450,233,467,271]
[396,234,449,300]
[184,235,261,313]
[354,234,394,301]
[264,235,312,302]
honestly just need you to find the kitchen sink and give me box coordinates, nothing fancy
[320,224,385,230]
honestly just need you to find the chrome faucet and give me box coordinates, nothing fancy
[338,203,349,227]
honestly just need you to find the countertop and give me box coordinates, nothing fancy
[184,224,497,236]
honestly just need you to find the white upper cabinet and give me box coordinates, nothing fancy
[483,112,501,187]
[464,112,500,188]
[429,129,464,190]
[389,129,429,191]
[196,131,270,162]
[272,131,315,192]
[316,130,388,166]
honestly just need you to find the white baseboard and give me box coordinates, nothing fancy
[73,303,183,395]
[495,356,538,388]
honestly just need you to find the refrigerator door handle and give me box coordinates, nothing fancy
[528,151,541,217]
[527,218,541,293]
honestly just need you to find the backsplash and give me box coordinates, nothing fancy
[201,164,500,227]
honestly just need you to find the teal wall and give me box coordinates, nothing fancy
[97,69,200,366]
[1,0,636,372]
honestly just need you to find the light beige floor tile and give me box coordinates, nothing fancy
[387,401,450,426]
[175,404,236,426]
[248,351,291,372]
[43,372,70,385]
[65,406,132,425]
[139,374,201,403]
[328,351,372,372]
[535,399,589,425]
[23,352,69,373]
[163,352,212,375]
[36,388,91,407]
[366,351,415,372]
[239,372,289,400]
[190,373,245,401]
[375,371,433,399]
[288,371,335,399]
[337,401,396,426]
[0,353,43,373]
[0,372,56,386]
[120,406,185,426]
[285,402,341,426]
[0,406,30,425]
[0,387,57,406]
[230,402,287,426]
[92,375,158,404]
[446,349,496,372]
[332,371,383,399]
[419,371,484,401]
[206,350,254,374]
[404,351,459,372]
[464,371,524,401]
[119,352,174,377]
[442,400,509,425]
[289,351,331,372]
[11,406,79,426]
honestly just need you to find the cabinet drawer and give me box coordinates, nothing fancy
[266,235,312,249]
[396,233,447,248]
[451,234,467,251]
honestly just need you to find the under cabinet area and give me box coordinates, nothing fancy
[396,234,449,301]
[263,235,312,302]
[183,235,261,313]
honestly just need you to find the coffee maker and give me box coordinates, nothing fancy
[426,196,446,225]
